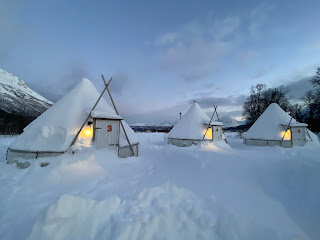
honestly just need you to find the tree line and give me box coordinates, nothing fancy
[243,67,320,132]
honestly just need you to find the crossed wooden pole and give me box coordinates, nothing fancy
[202,105,218,141]
[101,74,135,156]
[69,75,135,157]
[202,105,228,144]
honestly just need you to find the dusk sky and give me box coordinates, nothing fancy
[1,0,320,124]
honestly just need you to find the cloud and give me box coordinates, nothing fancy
[238,51,259,66]
[269,64,317,100]
[285,77,313,100]
[154,32,177,46]
[123,94,247,125]
[155,15,241,83]
[252,68,267,78]
[248,3,275,36]
[31,61,90,102]
[109,72,129,95]
[187,95,247,108]
[0,1,24,59]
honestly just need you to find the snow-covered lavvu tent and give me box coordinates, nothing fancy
[167,102,224,147]
[243,103,318,148]
[7,78,138,165]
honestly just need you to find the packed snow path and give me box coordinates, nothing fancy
[0,133,319,240]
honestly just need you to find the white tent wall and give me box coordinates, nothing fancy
[7,149,64,165]
[243,139,292,148]
[167,138,211,147]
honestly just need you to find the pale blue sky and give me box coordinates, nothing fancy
[1,0,319,124]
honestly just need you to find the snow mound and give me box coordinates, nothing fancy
[168,102,222,140]
[201,141,231,152]
[244,103,305,140]
[9,78,137,152]
[28,183,306,240]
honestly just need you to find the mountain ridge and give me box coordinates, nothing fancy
[0,68,52,117]
[0,68,52,134]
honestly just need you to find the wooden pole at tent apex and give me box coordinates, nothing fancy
[69,82,109,148]
[101,74,135,156]
[202,105,217,142]
[280,116,293,147]
[214,105,228,144]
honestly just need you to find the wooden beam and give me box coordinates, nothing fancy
[202,105,217,141]
[280,116,293,146]
[69,86,108,148]
[102,74,135,156]
[214,105,228,144]
[306,129,313,142]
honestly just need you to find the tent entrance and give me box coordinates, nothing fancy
[291,127,306,146]
[213,126,222,141]
[94,119,120,149]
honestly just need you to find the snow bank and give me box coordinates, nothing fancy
[1,133,319,240]
[28,183,305,240]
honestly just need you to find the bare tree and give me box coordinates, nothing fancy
[301,67,320,131]
[243,84,292,124]
[311,67,320,87]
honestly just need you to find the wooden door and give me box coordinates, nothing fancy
[291,127,305,146]
[95,120,120,149]
[213,126,222,141]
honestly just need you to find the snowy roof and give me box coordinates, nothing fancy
[205,121,224,126]
[286,123,308,127]
[168,102,222,140]
[91,110,122,120]
[244,103,307,140]
[9,78,137,152]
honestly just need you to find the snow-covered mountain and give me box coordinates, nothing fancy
[0,68,52,117]
[218,116,239,128]
[131,120,176,127]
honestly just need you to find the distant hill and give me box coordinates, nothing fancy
[218,115,239,128]
[0,68,52,134]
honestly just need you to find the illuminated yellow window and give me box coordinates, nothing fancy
[79,125,93,138]
[280,129,291,140]
[204,127,212,139]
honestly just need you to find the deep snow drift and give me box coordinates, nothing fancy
[0,133,320,240]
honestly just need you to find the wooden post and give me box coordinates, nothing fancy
[101,74,135,157]
[202,105,217,141]
[214,106,228,144]
[280,116,293,147]
[69,86,108,148]
[306,129,313,142]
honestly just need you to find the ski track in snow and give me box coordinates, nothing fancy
[0,133,320,240]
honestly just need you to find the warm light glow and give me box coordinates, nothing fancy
[280,129,291,140]
[203,128,212,140]
[84,129,92,137]
[79,125,93,138]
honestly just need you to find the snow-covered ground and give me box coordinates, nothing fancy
[0,133,320,240]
